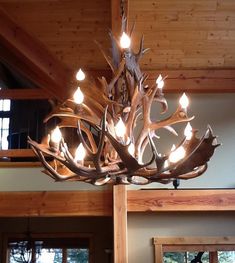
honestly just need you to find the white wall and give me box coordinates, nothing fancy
[128,93,235,190]
[128,212,235,263]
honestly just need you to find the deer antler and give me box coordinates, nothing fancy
[28,14,219,186]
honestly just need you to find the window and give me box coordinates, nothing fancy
[153,236,235,263]
[6,234,92,263]
[0,99,11,150]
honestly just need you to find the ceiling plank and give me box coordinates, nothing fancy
[0,191,112,217]
[147,69,235,93]
[0,7,73,101]
[0,89,53,100]
[86,68,235,93]
[127,189,235,212]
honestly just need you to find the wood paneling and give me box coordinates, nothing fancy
[0,0,110,70]
[0,191,112,217]
[129,0,235,70]
[147,69,235,93]
[127,189,235,212]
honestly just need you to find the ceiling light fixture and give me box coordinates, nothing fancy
[28,15,219,186]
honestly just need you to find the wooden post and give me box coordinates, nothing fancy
[209,251,218,263]
[113,185,128,263]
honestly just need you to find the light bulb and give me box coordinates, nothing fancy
[171,144,176,151]
[128,143,135,156]
[76,68,85,81]
[179,93,189,109]
[156,74,164,90]
[184,122,193,140]
[120,32,131,49]
[73,87,84,104]
[74,143,86,162]
[50,126,62,144]
[115,118,126,138]
[169,146,186,163]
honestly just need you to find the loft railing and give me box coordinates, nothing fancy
[0,88,54,165]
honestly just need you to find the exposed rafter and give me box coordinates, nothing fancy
[0,7,73,101]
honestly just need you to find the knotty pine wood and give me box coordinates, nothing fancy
[0,191,112,217]
[146,69,235,93]
[113,185,128,263]
[0,0,110,70]
[127,189,235,212]
[128,0,235,70]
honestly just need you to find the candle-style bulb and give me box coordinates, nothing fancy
[120,32,131,49]
[115,118,126,138]
[74,143,86,162]
[50,126,62,144]
[73,87,84,104]
[169,146,186,163]
[76,68,85,81]
[156,74,164,90]
[179,93,189,109]
[184,122,193,140]
[128,142,135,156]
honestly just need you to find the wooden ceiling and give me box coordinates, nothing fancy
[1,0,235,71]
[0,0,235,95]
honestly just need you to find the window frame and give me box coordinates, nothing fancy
[153,236,235,263]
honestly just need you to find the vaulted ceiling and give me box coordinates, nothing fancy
[0,0,235,97]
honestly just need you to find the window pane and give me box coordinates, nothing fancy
[3,118,9,129]
[0,118,2,130]
[164,252,186,263]
[3,99,11,111]
[37,248,62,263]
[67,248,89,263]
[218,251,235,263]
[1,135,8,150]
[0,100,3,111]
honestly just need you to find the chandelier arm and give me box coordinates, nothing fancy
[108,59,125,96]
[95,39,115,73]
[177,164,208,180]
[80,122,98,152]
[32,146,79,181]
[126,75,147,138]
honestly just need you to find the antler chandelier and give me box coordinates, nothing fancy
[28,16,219,186]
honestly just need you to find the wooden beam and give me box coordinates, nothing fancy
[0,149,35,158]
[147,69,235,93]
[113,185,128,263]
[0,89,53,100]
[127,189,235,212]
[0,7,73,101]
[0,191,112,217]
[85,68,235,93]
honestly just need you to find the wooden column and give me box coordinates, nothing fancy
[209,251,218,263]
[113,185,128,263]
